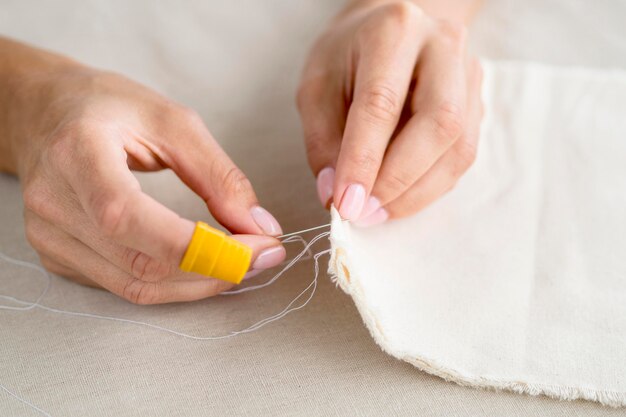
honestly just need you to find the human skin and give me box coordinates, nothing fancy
[0,38,286,304]
[0,0,481,304]
[298,0,483,226]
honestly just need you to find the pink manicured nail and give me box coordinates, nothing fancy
[359,196,381,219]
[250,206,283,236]
[316,167,335,208]
[354,207,389,228]
[243,269,263,280]
[338,183,366,221]
[252,246,286,270]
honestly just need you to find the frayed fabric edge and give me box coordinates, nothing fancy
[327,209,626,408]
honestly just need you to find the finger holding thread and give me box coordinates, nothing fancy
[59,137,284,289]
[0,228,331,338]
[25,208,285,302]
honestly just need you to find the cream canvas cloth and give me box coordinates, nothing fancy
[329,61,626,407]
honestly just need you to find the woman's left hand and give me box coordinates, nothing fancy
[297,0,483,226]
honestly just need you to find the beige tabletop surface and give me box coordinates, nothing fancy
[1,0,626,415]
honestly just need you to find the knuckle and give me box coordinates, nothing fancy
[436,20,467,47]
[303,129,326,154]
[123,248,171,282]
[124,248,145,278]
[46,133,75,169]
[121,279,161,305]
[379,169,415,194]
[430,102,464,145]
[349,148,381,175]
[86,70,119,90]
[143,260,172,282]
[45,119,103,171]
[22,182,46,215]
[40,258,60,274]
[296,81,321,113]
[39,257,69,278]
[359,83,403,124]
[359,1,421,43]
[303,129,332,157]
[180,106,204,128]
[94,194,131,239]
[378,1,423,27]
[219,166,253,197]
[165,104,205,132]
[303,132,336,172]
[53,118,99,141]
[454,138,478,170]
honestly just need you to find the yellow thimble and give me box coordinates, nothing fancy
[179,222,252,284]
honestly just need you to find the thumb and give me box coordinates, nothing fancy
[162,115,283,236]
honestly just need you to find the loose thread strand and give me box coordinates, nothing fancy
[0,225,332,417]
[277,223,330,239]
[0,251,51,311]
[0,231,331,340]
[223,231,329,295]
[0,383,52,417]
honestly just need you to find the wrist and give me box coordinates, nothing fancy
[0,38,85,175]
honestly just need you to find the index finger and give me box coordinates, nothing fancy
[334,4,424,220]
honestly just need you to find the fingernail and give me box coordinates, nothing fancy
[354,207,389,228]
[250,206,283,236]
[243,269,263,280]
[316,167,335,208]
[359,196,381,219]
[252,246,286,270]
[338,183,366,221]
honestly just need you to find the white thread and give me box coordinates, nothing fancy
[0,252,51,311]
[0,383,52,417]
[0,232,330,339]
[277,223,330,239]
[0,228,331,416]
[222,232,329,295]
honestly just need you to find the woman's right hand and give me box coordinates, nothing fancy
[297,0,483,225]
[2,40,285,304]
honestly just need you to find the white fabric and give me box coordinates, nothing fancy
[329,61,626,407]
